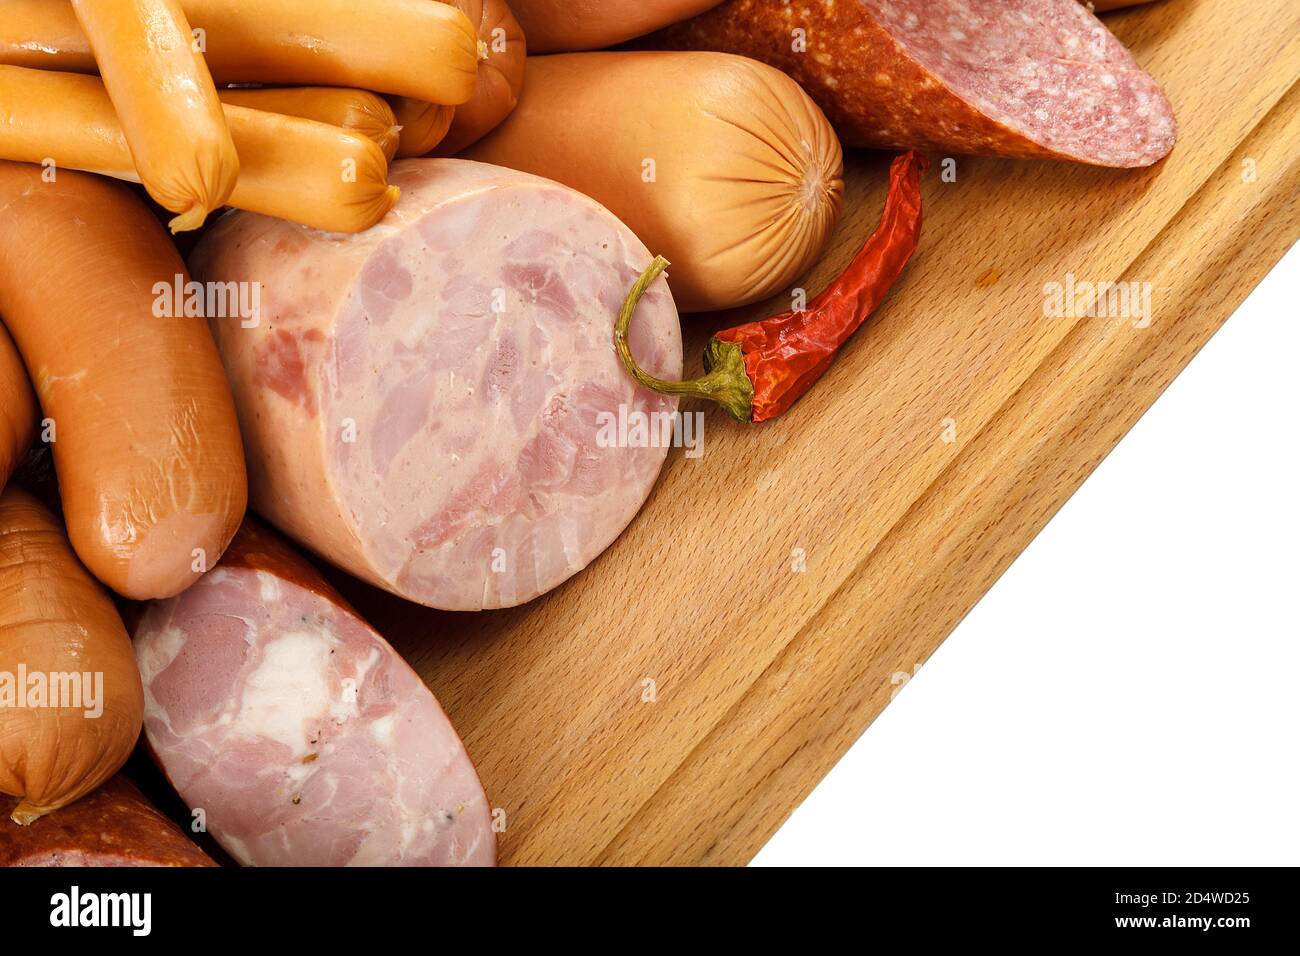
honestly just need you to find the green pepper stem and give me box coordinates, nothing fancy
[614,256,755,423]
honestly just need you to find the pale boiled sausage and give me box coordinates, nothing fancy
[191,159,683,611]
[134,519,495,866]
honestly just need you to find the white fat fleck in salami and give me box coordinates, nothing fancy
[192,160,683,611]
[135,554,495,867]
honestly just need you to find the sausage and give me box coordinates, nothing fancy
[464,52,844,312]
[436,0,528,155]
[509,0,722,53]
[70,0,238,233]
[0,67,400,234]
[0,0,90,71]
[653,0,1177,168]
[0,775,215,866]
[0,162,246,599]
[0,324,36,492]
[190,159,683,611]
[133,518,496,866]
[218,87,401,163]
[0,0,479,105]
[220,106,399,233]
[0,487,144,825]
[390,0,528,158]
[388,99,455,159]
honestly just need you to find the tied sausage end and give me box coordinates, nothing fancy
[169,202,214,234]
[11,799,55,827]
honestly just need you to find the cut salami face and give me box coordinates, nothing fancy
[0,776,215,867]
[191,159,682,611]
[133,520,496,867]
[654,0,1177,167]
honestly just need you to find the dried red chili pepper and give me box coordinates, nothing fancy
[616,150,927,423]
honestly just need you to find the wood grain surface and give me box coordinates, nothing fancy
[335,0,1300,865]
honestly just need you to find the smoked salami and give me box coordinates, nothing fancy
[654,0,1177,167]
[0,776,215,867]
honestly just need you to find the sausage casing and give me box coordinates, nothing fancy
[0,161,247,599]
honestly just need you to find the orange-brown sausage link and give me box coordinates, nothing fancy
[389,98,455,158]
[509,0,722,53]
[0,0,480,104]
[0,67,399,234]
[434,0,528,156]
[218,86,401,163]
[0,0,91,72]
[0,486,144,825]
[221,105,400,233]
[0,161,247,599]
[71,0,238,232]
[0,323,37,491]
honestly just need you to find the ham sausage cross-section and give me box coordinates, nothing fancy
[191,159,683,611]
[134,520,496,867]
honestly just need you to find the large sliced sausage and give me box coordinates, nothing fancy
[0,487,144,825]
[134,519,495,866]
[0,162,246,599]
[653,0,1177,168]
[463,52,844,312]
[0,0,479,105]
[191,159,682,611]
[510,0,722,53]
[0,324,36,492]
[0,775,215,866]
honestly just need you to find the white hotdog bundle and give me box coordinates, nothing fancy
[0,0,1174,867]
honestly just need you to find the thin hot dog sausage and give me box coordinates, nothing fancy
[0,487,144,825]
[0,324,36,492]
[133,518,496,866]
[220,106,400,233]
[217,86,401,163]
[0,0,90,71]
[509,0,722,53]
[0,161,247,600]
[0,775,215,866]
[0,0,479,105]
[70,0,238,233]
[0,67,400,234]
[388,100,455,159]
[390,0,528,158]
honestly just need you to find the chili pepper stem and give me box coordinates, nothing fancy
[614,256,755,423]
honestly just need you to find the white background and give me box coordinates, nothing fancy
[753,243,1299,867]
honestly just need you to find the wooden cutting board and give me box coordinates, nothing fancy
[335,0,1300,866]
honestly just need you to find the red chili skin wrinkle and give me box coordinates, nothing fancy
[716,151,927,421]
[614,151,927,424]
